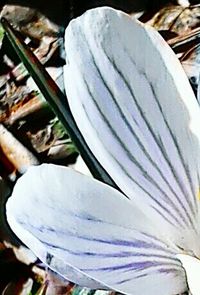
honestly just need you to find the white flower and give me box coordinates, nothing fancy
[6,7,200,295]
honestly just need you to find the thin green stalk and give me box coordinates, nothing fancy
[1,17,116,188]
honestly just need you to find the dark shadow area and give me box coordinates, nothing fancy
[1,0,200,27]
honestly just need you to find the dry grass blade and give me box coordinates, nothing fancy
[0,123,39,174]
[168,27,200,51]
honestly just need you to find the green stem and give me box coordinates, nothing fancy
[1,17,117,188]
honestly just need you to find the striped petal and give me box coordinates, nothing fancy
[64,7,200,250]
[7,164,186,295]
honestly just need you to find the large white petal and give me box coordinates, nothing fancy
[7,164,186,295]
[64,7,200,251]
[177,254,200,295]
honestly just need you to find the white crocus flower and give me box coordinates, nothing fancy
[6,7,200,295]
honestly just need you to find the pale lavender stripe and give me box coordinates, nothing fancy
[105,49,195,226]
[43,240,177,263]
[82,78,185,228]
[19,219,175,255]
[81,30,194,228]
[115,266,180,284]
[82,261,173,272]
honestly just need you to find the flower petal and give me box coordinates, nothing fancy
[177,254,200,295]
[64,7,200,249]
[7,164,186,295]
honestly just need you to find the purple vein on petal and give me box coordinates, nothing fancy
[81,261,176,272]
[17,219,176,254]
